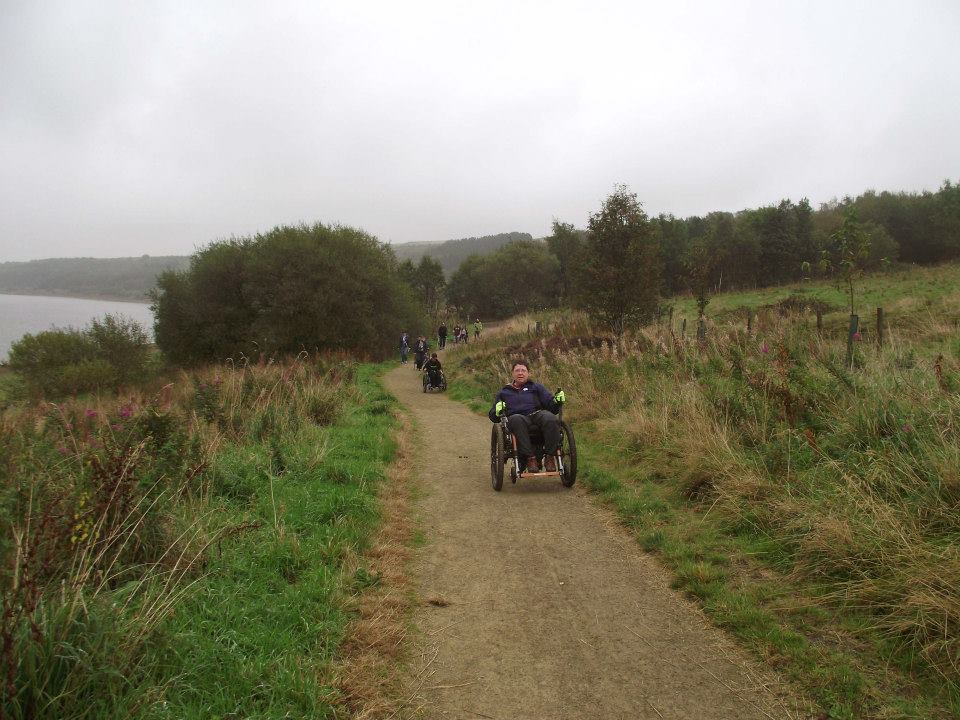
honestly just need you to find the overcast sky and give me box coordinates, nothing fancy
[1,1,958,262]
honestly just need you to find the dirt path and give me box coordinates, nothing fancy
[384,363,804,720]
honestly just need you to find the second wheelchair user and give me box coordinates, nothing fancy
[488,359,566,474]
[424,352,443,387]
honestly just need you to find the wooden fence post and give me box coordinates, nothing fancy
[747,310,753,335]
[681,318,687,336]
[697,318,706,341]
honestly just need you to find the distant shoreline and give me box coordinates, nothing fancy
[0,291,151,305]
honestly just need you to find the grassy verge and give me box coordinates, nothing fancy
[444,308,960,720]
[670,261,960,355]
[2,358,402,719]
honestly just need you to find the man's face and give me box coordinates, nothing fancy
[511,364,529,385]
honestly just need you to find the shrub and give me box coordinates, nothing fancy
[86,315,150,384]
[8,315,153,398]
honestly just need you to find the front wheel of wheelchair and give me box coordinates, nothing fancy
[559,420,577,487]
[490,425,505,491]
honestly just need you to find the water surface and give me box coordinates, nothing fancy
[0,294,153,361]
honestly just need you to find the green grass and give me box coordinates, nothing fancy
[139,364,397,719]
[2,360,402,719]
[670,262,960,354]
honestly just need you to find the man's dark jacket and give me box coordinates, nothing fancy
[424,358,442,377]
[488,380,560,422]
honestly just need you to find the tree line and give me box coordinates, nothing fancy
[0,256,189,302]
[23,180,952,372]
[442,180,960,326]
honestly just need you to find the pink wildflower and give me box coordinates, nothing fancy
[852,331,862,341]
[901,423,913,433]
[85,409,98,418]
[760,342,769,354]
[57,445,69,455]
[111,424,121,430]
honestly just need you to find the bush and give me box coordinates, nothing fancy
[152,222,423,364]
[86,315,150,384]
[8,315,152,398]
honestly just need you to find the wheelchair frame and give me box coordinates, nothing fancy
[489,402,577,491]
[422,368,447,393]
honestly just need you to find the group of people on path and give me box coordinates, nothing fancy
[398,331,444,386]
[405,319,483,360]
[436,319,482,348]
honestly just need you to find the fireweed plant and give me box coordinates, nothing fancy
[1,355,398,719]
[445,305,960,719]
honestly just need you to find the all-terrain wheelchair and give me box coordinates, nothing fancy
[422,369,447,393]
[489,392,577,491]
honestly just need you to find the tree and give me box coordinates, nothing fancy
[576,186,661,336]
[651,214,690,295]
[494,240,559,314]
[152,223,423,364]
[413,256,446,317]
[446,241,559,320]
[446,254,489,319]
[818,210,872,316]
[545,220,584,305]
[754,200,804,285]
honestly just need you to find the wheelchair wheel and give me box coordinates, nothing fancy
[559,420,577,487]
[490,424,505,491]
[422,376,428,393]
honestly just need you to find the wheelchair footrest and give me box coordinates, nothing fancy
[523,470,562,477]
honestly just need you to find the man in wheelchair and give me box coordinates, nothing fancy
[488,359,565,474]
[423,352,445,390]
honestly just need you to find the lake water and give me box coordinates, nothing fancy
[0,294,154,361]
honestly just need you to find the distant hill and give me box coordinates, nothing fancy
[0,256,190,302]
[0,232,532,301]
[390,232,533,275]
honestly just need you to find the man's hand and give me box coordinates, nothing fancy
[495,400,507,417]
[554,390,566,405]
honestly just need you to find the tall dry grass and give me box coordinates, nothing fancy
[1,353,356,718]
[452,308,960,684]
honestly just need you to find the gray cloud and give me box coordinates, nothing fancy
[2,0,958,261]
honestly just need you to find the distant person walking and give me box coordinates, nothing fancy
[453,325,461,344]
[414,335,429,370]
[438,323,448,349]
[399,332,410,364]
[473,318,483,339]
